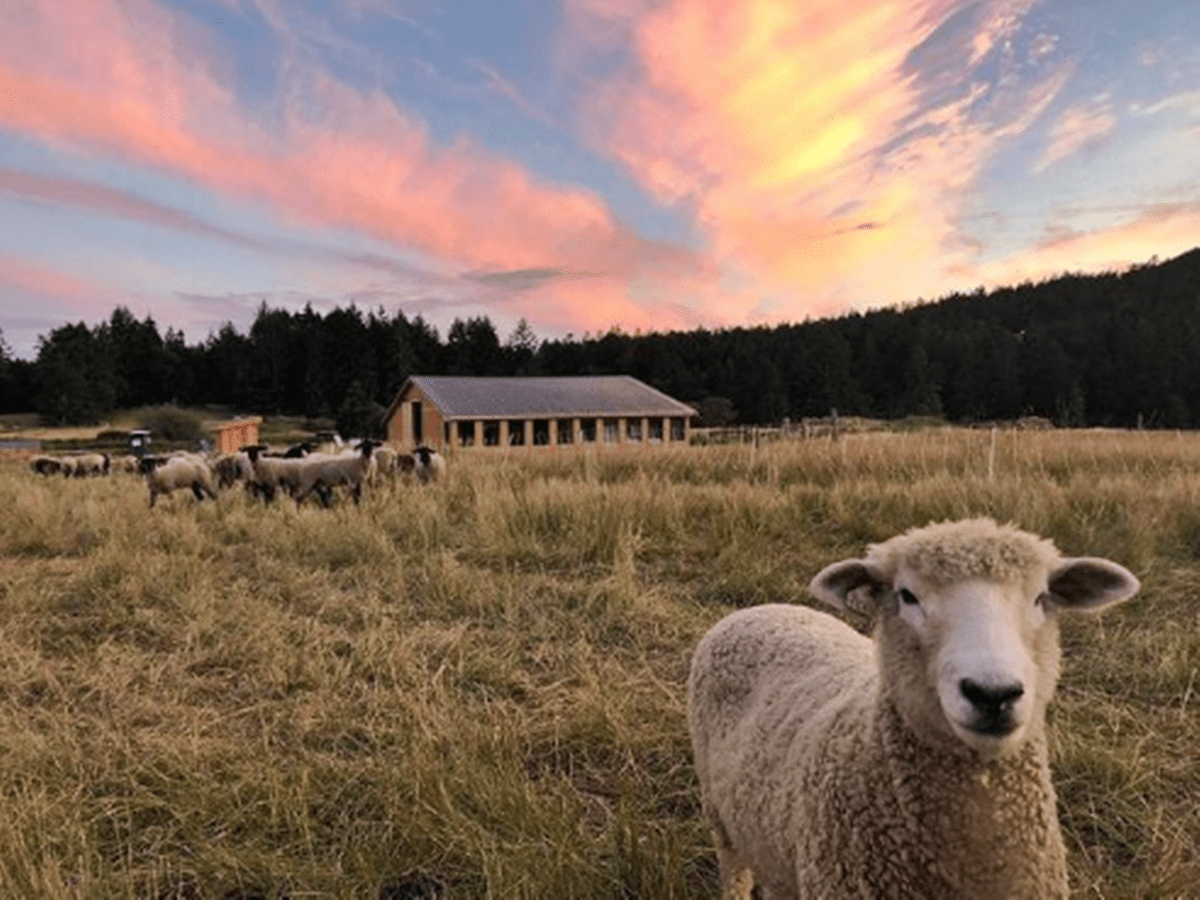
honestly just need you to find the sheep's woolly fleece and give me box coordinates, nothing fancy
[688,518,1140,900]
[865,518,1061,587]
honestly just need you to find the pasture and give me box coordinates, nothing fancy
[0,429,1196,898]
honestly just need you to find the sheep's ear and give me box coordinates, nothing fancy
[809,559,891,612]
[1047,557,1140,612]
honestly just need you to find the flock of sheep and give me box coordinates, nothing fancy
[27,438,1143,897]
[28,440,445,508]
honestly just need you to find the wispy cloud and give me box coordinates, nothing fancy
[567,0,1079,320]
[1036,94,1116,172]
[468,59,559,127]
[462,267,603,291]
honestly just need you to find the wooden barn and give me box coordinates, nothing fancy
[383,376,696,451]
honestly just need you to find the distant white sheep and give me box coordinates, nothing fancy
[139,454,218,508]
[412,446,445,484]
[243,445,307,502]
[687,518,1140,900]
[371,444,399,481]
[210,451,254,490]
[112,454,141,474]
[292,439,380,506]
[70,452,110,477]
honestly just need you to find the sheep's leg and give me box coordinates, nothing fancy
[710,814,755,900]
[350,482,362,505]
[148,489,158,508]
[316,483,332,508]
[191,482,206,501]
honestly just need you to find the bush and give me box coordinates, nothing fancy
[136,405,209,443]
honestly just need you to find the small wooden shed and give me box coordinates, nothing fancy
[207,416,263,454]
[382,375,696,451]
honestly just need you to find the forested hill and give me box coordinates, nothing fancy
[3,247,1199,430]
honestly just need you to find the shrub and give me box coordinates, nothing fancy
[136,405,209,443]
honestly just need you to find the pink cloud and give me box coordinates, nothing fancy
[0,0,706,333]
[1036,94,1116,172]
[0,252,102,305]
[568,0,1070,313]
[954,201,1200,294]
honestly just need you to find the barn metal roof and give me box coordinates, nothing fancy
[403,375,697,420]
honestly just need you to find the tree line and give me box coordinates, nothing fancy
[2,247,1198,432]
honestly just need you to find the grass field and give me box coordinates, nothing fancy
[1,429,1197,898]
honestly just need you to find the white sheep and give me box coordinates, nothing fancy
[687,518,1140,900]
[243,445,307,502]
[112,454,141,474]
[210,451,255,490]
[292,439,379,506]
[70,452,110,476]
[411,445,445,484]
[139,454,218,508]
[371,444,399,481]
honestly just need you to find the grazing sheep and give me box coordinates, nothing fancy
[112,454,141,474]
[412,445,445,484]
[210,451,254,490]
[372,444,399,481]
[29,455,64,476]
[243,445,307,502]
[70,452,110,477]
[139,454,218,508]
[687,518,1140,900]
[292,439,380,506]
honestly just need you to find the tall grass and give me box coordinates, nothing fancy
[0,429,1196,897]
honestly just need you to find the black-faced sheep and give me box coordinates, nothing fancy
[210,451,254,490]
[412,445,445,484]
[139,454,218,508]
[243,445,307,502]
[292,439,379,506]
[687,518,1140,900]
[29,455,64,476]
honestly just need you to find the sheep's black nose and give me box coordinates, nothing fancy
[960,678,1024,715]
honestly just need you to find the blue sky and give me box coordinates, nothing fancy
[1,0,1197,359]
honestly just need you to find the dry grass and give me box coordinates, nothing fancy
[0,429,1196,898]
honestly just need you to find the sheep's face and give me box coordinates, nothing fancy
[881,570,1059,759]
[809,519,1141,760]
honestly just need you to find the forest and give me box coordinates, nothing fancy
[2,246,1198,432]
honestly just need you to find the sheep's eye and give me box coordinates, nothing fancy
[897,588,920,606]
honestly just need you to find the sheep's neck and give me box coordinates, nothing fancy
[869,697,1068,898]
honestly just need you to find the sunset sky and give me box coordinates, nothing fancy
[1,0,1198,359]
